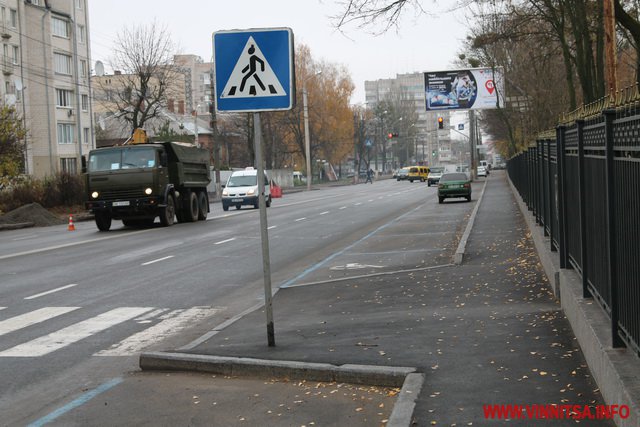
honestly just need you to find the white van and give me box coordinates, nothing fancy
[221,167,271,211]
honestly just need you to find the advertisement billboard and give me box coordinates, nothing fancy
[424,68,504,111]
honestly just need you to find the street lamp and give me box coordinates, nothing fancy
[303,70,322,191]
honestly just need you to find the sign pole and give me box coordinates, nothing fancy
[253,112,275,347]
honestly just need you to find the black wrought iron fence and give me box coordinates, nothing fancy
[508,102,640,357]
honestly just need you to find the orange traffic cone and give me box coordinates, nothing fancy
[68,214,76,231]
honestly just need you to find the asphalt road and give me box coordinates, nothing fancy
[0,178,478,424]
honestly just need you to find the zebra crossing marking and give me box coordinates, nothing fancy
[95,306,219,356]
[0,307,80,337]
[0,307,153,357]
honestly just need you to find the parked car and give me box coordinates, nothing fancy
[407,166,429,182]
[427,166,444,186]
[438,172,472,203]
[477,166,487,177]
[396,167,410,181]
[222,167,271,211]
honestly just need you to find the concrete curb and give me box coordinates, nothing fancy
[0,222,34,231]
[140,351,421,426]
[453,179,488,265]
[507,175,640,427]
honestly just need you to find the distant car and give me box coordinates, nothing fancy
[427,167,444,186]
[438,172,472,203]
[396,167,410,181]
[477,166,487,177]
[407,166,429,182]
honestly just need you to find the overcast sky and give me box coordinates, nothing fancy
[88,0,471,105]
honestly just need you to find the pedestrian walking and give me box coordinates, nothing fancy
[365,168,373,184]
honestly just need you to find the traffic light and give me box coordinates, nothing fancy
[437,117,444,129]
[432,149,437,157]
[387,132,399,139]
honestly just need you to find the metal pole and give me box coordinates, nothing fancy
[210,70,222,199]
[469,110,476,180]
[193,111,199,148]
[253,112,275,347]
[303,86,312,191]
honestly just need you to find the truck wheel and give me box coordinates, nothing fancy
[95,212,112,231]
[197,191,208,220]
[185,191,199,222]
[160,194,176,227]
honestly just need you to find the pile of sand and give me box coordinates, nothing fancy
[0,203,66,227]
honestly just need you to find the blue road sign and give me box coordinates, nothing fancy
[213,28,295,112]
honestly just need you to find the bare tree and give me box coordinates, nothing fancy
[96,21,182,133]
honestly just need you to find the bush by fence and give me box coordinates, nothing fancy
[0,173,85,214]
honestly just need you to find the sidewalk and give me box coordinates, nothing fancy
[48,172,616,426]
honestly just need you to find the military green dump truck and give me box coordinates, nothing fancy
[84,129,211,231]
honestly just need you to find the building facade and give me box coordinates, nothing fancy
[365,72,454,167]
[1,0,93,177]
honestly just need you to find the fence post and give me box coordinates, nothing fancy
[576,119,589,298]
[547,139,555,248]
[603,109,623,348]
[540,139,548,235]
[557,125,569,268]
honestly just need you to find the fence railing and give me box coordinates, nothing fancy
[508,106,640,357]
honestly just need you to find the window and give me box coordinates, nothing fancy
[55,88,73,107]
[83,127,90,144]
[77,24,85,43]
[60,157,77,174]
[57,123,74,144]
[75,0,83,9]
[52,17,70,38]
[80,59,87,77]
[11,45,18,64]
[54,53,72,75]
[81,94,89,111]
[9,9,16,28]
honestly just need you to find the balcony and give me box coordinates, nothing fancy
[1,20,11,39]
[2,55,14,75]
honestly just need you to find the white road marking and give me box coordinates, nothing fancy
[95,307,219,356]
[354,202,362,206]
[319,211,330,216]
[134,308,168,323]
[339,206,347,210]
[268,225,277,230]
[141,255,174,266]
[12,234,37,241]
[368,199,374,202]
[0,307,153,357]
[24,284,78,300]
[294,217,306,222]
[0,307,6,311]
[0,307,80,336]
[214,238,236,245]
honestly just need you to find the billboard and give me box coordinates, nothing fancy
[424,68,504,111]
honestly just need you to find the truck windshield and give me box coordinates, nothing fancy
[227,175,257,187]
[88,147,157,172]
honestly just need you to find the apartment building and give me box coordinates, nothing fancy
[173,54,213,116]
[1,0,93,178]
[364,72,453,166]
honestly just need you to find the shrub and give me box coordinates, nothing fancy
[0,172,85,213]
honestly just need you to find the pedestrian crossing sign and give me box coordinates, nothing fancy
[213,28,295,112]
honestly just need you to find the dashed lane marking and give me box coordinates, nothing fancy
[24,284,78,300]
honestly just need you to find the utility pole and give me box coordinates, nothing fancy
[210,70,222,199]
